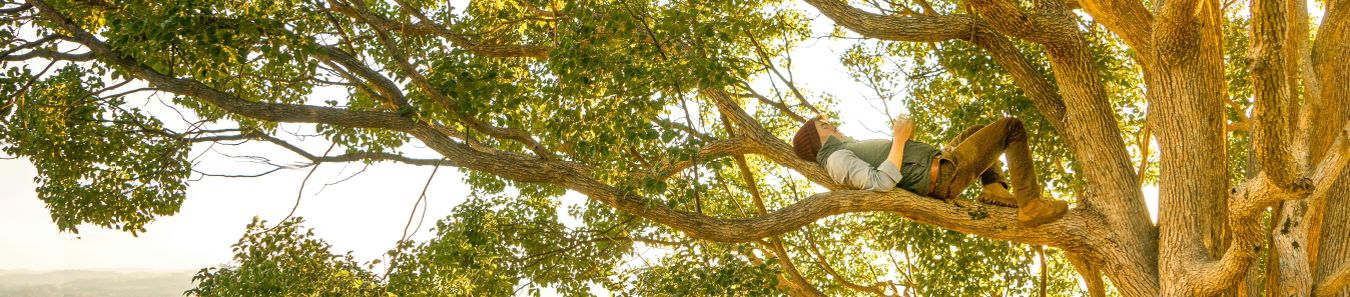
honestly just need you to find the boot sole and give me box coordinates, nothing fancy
[977,195,1018,208]
[1018,209,1067,227]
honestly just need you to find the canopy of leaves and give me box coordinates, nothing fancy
[0,65,189,235]
[0,0,1265,295]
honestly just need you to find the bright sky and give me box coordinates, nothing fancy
[0,1,1161,282]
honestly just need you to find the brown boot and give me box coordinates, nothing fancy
[1017,198,1068,227]
[977,183,1018,208]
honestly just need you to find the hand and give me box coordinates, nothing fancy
[892,116,915,140]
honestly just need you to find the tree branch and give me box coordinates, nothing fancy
[645,137,755,181]
[1265,200,1313,296]
[804,228,889,296]
[745,33,823,118]
[1316,264,1350,296]
[803,0,980,42]
[702,88,837,189]
[966,0,1076,46]
[1247,6,1312,289]
[719,114,824,295]
[1,47,94,61]
[0,34,63,57]
[337,0,555,159]
[28,0,416,131]
[654,118,713,141]
[759,239,825,296]
[311,45,412,110]
[1153,0,1203,61]
[966,32,1067,126]
[31,0,1096,266]
[805,0,1070,129]
[1302,0,1350,277]
[1066,252,1107,297]
[184,131,444,166]
[972,0,1153,244]
[1073,0,1154,55]
[0,3,31,13]
[734,89,809,123]
[1249,0,1300,187]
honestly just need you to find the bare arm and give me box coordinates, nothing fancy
[887,117,916,169]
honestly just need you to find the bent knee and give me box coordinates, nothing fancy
[998,117,1027,141]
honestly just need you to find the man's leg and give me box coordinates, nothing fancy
[945,124,1013,193]
[938,117,1066,225]
[936,118,1029,199]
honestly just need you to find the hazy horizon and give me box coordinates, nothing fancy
[0,269,197,297]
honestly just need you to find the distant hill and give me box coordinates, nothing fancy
[0,269,195,297]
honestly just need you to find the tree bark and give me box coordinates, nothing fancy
[1309,3,1350,297]
[1147,0,1233,295]
[1067,252,1108,297]
[1251,0,1314,294]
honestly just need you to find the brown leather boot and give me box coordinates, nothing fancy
[1017,198,1068,227]
[977,183,1018,208]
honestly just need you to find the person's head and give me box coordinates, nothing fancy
[792,116,845,162]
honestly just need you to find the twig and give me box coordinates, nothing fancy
[261,143,337,234]
[0,3,31,14]
[746,32,823,116]
[315,163,370,195]
[0,34,62,58]
[7,58,58,104]
[804,225,889,296]
[191,167,286,178]
[385,159,444,279]
[1136,126,1151,186]
[680,96,703,214]
[734,87,809,123]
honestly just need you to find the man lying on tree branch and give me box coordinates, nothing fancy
[792,115,1068,226]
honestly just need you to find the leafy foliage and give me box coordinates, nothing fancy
[625,247,782,296]
[186,217,385,297]
[384,194,631,296]
[0,65,189,234]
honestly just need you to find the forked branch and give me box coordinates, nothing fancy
[1072,0,1154,55]
[1191,122,1350,296]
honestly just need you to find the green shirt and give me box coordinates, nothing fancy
[816,136,941,194]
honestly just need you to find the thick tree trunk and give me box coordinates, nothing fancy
[1147,0,1231,295]
[1253,0,1313,294]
